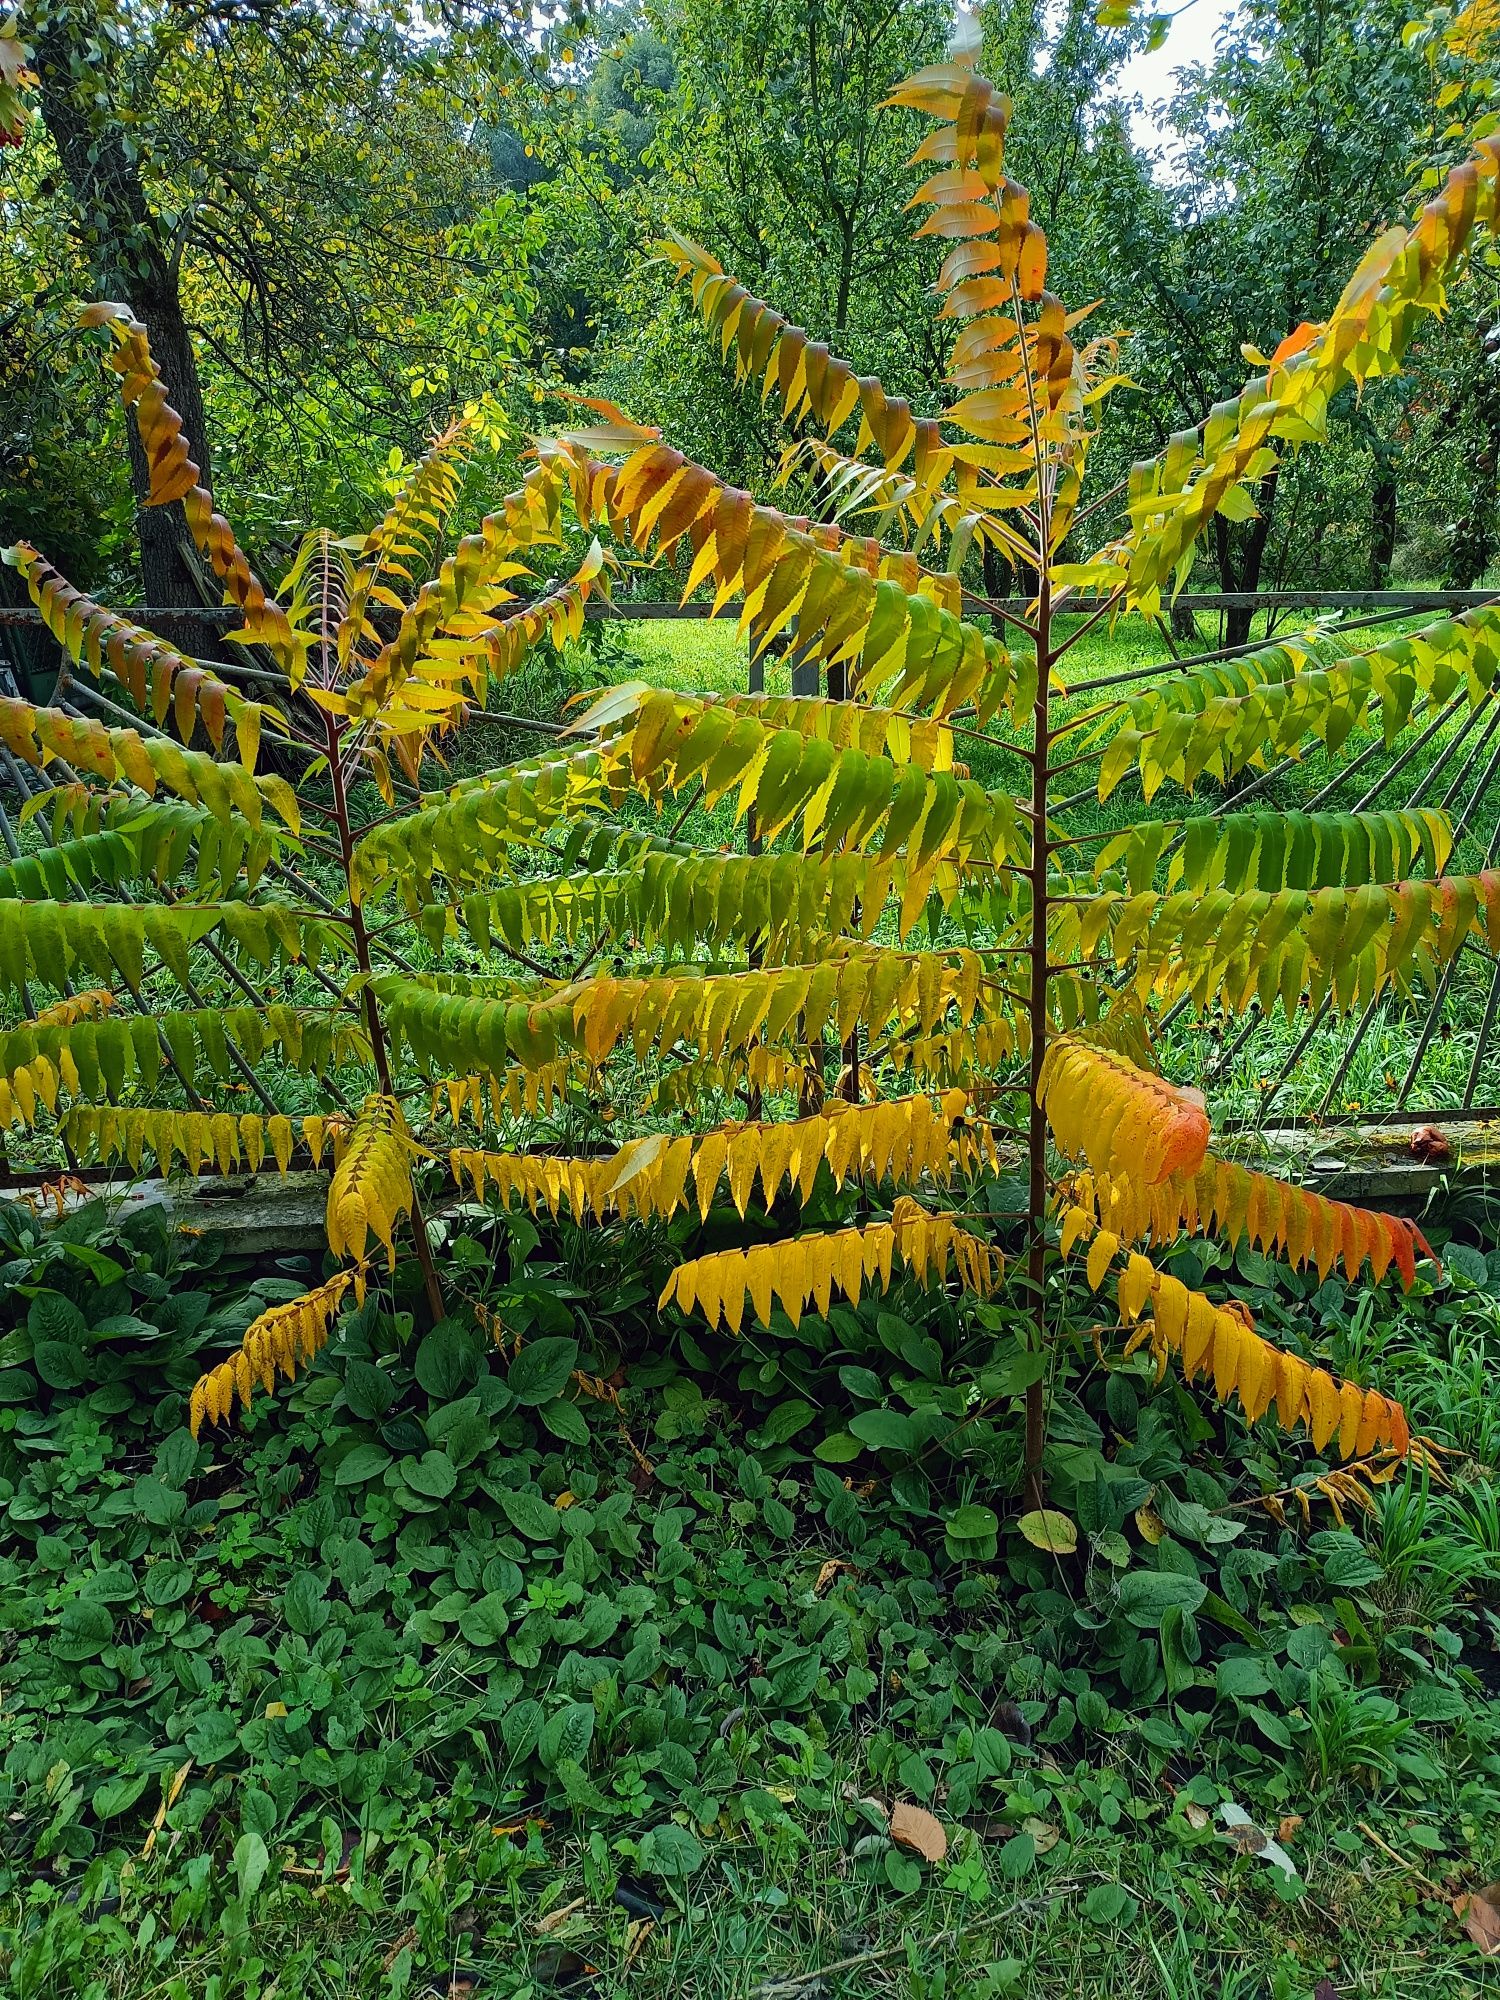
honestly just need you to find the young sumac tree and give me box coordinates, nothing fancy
[6,35,1497,1505]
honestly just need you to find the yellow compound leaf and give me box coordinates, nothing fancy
[189,1269,356,1435]
[1307,1369,1343,1454]
[1061,1218,1409,1462]
[31,988,115,1028]
[1117,1252,1155,1325]
[448,1094,978,1230]
[325,1095,414,1270]
[6,541,255,760]
[64,1105,338,1180]
[659,1195,999,1334]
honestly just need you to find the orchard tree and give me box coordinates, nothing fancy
[1104,0,1436,635]
[17,2,557,603]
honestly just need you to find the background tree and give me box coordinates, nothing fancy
[8,0,1497,628]
[500,0,956,489]
[1099,0,1437,635]
[14,2,549,608]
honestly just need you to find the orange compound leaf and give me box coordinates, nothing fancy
[1039,1036,1210,1187]
[541,433,1026,726]
[1076,1155,1436,1291]
[79,304,297,672]
[3,541,254,758]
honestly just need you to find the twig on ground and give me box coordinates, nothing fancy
[749,1880,1087,1997]
[1356,1819,1446,1896]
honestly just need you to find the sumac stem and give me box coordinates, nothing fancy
[1025,567,1051,1513]
[323,710,447,1326]
[1015,269,1052,1514]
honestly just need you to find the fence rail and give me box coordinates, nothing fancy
[3,588,1499,630]
[6,1106,1496,1245]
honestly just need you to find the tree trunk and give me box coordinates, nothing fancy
[1215,469,1281,649]
[833,215,855,344]
[1369,461,1398,588]
[33,13,210,619]
[981,543,1010,601]
[0,559,47,700]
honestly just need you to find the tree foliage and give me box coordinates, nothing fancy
[5,2,544,600]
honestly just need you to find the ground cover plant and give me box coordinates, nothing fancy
[4,1190,1500,1997]
[5,11,1500,1996]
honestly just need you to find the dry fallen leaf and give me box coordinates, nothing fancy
[1411,1123,1452,1164]
[1218,1802,1297,1878]
[814,1557,857,1597]
[1456,1882,1500,1955]
[382,1925,418,1973]
[1023,1817,1061,1855]
[624,1918,655,1970]
[141,1757,194,1861]
[1183,1802,1210,1831]
[1277,1814,1304,1846]
[889,1801,948,1863]
[535,1896,587,1935]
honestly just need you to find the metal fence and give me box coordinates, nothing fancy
[4,585,1499,1148]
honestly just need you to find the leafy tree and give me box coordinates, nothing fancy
[585,6,676,168]
[7,30,1500,1520]
[650,0,949,345]
[512,0,955,489]
[1398,0,1500,584]
[15,2,545,604]
[1097,0,1436,635]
